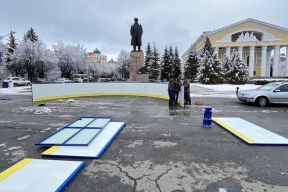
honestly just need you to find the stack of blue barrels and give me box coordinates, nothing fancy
[202,107,212,128]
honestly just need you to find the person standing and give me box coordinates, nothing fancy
[167,78,180,106]
[175,77,182,104]
[183,78,191,105]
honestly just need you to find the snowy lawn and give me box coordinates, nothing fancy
[0,86,31,95]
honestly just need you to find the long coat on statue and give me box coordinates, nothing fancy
[130,23,143,46]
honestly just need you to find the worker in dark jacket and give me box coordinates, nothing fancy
[168,78,180,106]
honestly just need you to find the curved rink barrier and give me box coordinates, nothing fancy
[32,82,185,108]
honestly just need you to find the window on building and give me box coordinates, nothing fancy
[253,71,256,75]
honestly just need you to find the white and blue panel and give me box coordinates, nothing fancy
[42,122,126,159]
[0,158,85,192]
[35,116,112,146]
[212,117,288,145]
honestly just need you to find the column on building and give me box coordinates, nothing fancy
[272,45,280,77]
[214,47,219,56]
[249,46,255,77]
[286,46,288,76]
[260,46,267,77]
[266,49,272,77]
[238,46,243,60]
[225,47,231,58]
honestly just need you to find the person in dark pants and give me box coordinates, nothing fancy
[168,78,180,106]
[174,77,182,104]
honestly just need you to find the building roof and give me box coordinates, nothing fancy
[182,18,288,58]
[94,48,101,54]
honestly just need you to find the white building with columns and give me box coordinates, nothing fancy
[182,18,288,78]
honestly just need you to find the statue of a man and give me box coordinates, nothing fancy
[130,18,143,52]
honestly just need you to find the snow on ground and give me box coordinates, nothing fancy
[0,86,31,95]
[191,83,261,92]
[190,83,262,98]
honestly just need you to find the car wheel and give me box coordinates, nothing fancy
[256,96,268,107]
[13,83,17,87]
[27,83,31,86]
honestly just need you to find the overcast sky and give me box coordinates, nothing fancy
[1,0,287,60]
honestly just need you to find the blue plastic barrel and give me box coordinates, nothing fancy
[2,82,8,88]
[202,107,212,128]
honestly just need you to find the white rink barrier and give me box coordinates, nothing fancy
[32,82,185,107]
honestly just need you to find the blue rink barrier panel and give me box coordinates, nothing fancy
[35,116,112,146]
[212,117,288,145]
[0,158,85,192]
[42,122,126,159]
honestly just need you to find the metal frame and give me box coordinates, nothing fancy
[35,116,112,146]
[41,122,126,159]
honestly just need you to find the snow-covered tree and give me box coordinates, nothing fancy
[197,50,224,84]
[225,49,249,84]
[52,42,87,78]
[222,54,230,80]
[47,67,61,81]
[199,37,213,59]
[116,50,130,78]
[24,28,38,42]
[184,46,199,81]
[168,46,175,77]
[144,43,152,75]
[10,39,50,81]
[5,31,18,75]
[149,42,161,80]
[160,46,172,80]
[173,47,181,79]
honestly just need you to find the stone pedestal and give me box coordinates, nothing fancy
[129,51,148,82]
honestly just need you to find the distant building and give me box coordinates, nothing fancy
[108,58,116,64]
[86,48,107,63]
[182,18,288,77]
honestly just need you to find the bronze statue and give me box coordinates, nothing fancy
[130,18,143,52]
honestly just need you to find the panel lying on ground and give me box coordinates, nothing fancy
[35,116,112,146]
[0,158,85,192]
[42,122,126,159]
[212,117,288,145]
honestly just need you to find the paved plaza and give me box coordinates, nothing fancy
[0,87,288,192]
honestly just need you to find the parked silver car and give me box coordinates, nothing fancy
[54,78,73,83]
[6,77,31,87]
[237,82,288,107]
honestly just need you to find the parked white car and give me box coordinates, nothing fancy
[6,77,31,87]
[237,82,288,107]
[54,78,73,83]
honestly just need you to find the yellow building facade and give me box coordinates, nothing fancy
[86,48,107,63]
[182,18,288,77]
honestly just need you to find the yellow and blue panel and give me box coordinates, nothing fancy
[35,116,112,146]
[0,158,85,192]
[212,117,288,145]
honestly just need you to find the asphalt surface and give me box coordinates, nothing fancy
[0,87,288,192]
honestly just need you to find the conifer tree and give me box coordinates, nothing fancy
[24,27,38,42]
[197,50,224,84]
[144,42,152,74]
[184,46,199,81]
[222,54,230,81]
[199,37,213,59]
[5,31,18,75]
[225,49,249,84]
[173,47,182,78]
[160,46,171,81]
[168,45,174,77]
[149,43,161,80]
